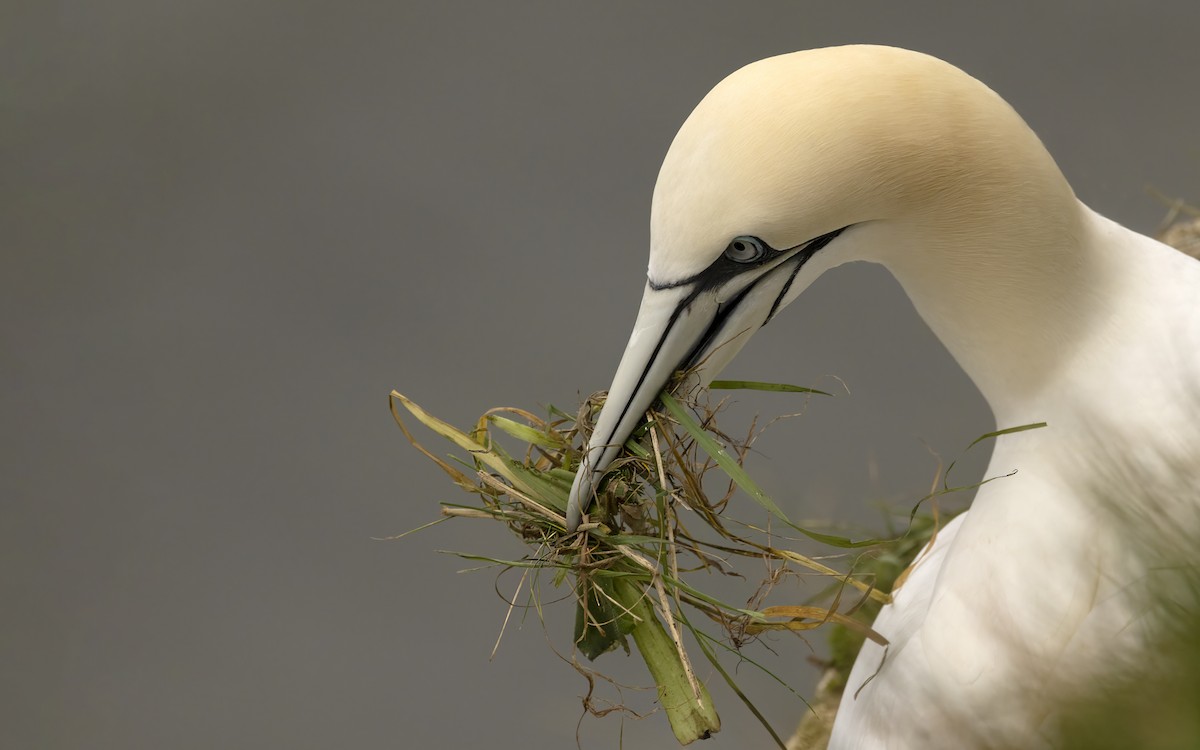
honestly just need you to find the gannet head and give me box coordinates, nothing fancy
[565,45,1078,530]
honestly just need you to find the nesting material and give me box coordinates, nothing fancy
[391,381,928,747]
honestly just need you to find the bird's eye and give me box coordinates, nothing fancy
[723,236,766,263]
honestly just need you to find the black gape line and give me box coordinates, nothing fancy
[591,225,850,464]
[764,228,844,324]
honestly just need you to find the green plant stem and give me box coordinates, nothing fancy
[611,575,721,744]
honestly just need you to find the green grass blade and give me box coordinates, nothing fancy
[965,421,1048,450]
[709,379,832,396]
[487,414,567,449]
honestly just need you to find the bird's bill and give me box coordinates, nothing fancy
[565,266,796,530]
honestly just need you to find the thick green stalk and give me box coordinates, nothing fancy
[611,575,721,744]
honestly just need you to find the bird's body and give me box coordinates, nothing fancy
[835,205,1200,748]
[564,45,1200,747]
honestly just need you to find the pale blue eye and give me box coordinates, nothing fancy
[724,236,765,263]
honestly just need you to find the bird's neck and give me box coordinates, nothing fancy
[879,192,1122,426]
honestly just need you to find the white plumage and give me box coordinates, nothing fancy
[565,46,1200,748]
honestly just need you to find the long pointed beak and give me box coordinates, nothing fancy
[565,284,710,530]
[566,266,791,530]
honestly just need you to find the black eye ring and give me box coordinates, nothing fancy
[723,236,766,263]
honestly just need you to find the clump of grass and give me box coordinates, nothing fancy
[390,380,975,746]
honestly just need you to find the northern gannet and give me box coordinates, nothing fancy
[564,45,1200,747]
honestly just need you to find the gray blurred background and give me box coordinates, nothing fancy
[4,2,1198,748]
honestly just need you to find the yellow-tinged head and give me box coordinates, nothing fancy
[567,45,1085,531]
